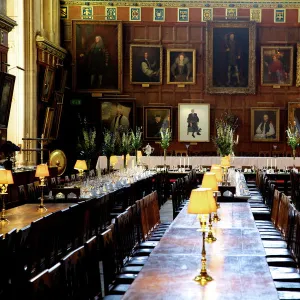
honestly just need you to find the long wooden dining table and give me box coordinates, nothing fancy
[0,203,75,235]
[122,203,279,300]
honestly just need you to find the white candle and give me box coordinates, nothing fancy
[267,159,269,169]
[183,157,186,168]
[236,135,239,144]
[270,159,272,169]
[180,156,182,168]
[188,157,190,167]
[275,158,276,170]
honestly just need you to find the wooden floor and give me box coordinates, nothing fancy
[123,203,279,300]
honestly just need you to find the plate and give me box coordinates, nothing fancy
[49,149,67,176]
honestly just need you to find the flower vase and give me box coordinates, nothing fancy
[293,149,296,168]
[106,156,111,174]
[87,159,91,171]
[135,149,138,166]
[123,153,127,169]
[163,149,167,166]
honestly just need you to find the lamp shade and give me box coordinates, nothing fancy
[6,170,14,184]
[220,156,231,167]
[110,156,118,167]
[210,166,223,183]
[0,170,14,184]
[188,188,216,214]
[206,189,217,213]
[211,164,220,168]
[202,172,218,192]
[35,164,49,178]
[74,160,87,171]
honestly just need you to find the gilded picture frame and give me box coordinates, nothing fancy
[251,107,280,142]
[296,44,300,87]
[41,67,55,102]
[167,49,196,85]
[130,44,162,85]
[288,102,300,130]
[0,72,15,128]
[143,106,172,141]
[206,21,256,94]
[261,46,293,86]
[43,107,55,139]
[178,103,210,142]
[72,20,123,93]
[50,104,63,139]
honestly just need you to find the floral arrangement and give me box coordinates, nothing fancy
[119,131,133,168]
[131,127,143,151]
[286,126,300,160]
[77,117,97,168]
[214,112,238,157]
[160,128,172,150]
[102,129,116,158]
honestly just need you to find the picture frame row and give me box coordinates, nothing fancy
[100,100,300,143]
[72,20,300,94]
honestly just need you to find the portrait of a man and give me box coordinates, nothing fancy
[167,49,196,84]
[206,21,256,94]
[288,102,300,133]
[187,109,202,138]
[251,108,280,142]
[72,21,122,93]
[101,100,135,140]
[130,45,162,85]
[178,104,210,142]
[261,46,293,86]
[143,107,172,140]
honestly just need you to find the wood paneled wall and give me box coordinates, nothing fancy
[61,7,300,155]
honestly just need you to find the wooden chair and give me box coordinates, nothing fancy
[27,183,38,203]
[18,185,27,203]
[175,150,187,156]
[100,228,131,296]
[84,236,102,299]
[29,262,64,300]
[61,246,88,299]
[259,151,271,157]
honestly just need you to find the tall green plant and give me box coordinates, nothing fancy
[213,112,238,157]
[160,128,172,150]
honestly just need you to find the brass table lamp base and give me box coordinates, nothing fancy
[213,192,221,222]
[194,231,213,286]
[205,214,217,243]
[0,193,9,224]
[37,185,47,212]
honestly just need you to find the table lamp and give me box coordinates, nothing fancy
[0,170,14,223]
[188,188,215,285]
[35,164,49,211]
[210,166,223,183]
[74,160,87,177]
[202,172,221,222]
[110,156,118,168]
